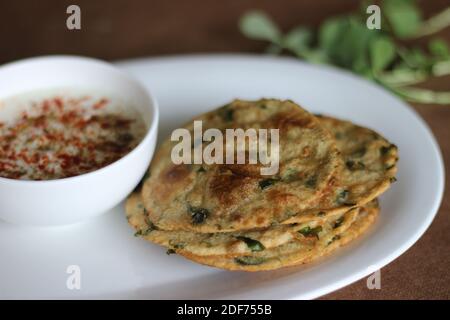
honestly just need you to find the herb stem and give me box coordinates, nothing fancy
[433,60,450,77]
[378,69,428,87]
[413,7,450,38]
[390,86,450,104]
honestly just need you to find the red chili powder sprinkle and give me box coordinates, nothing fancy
[0,96,142,180]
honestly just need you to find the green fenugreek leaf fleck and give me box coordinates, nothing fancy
[283,168,298,181]
[188,206,210,224]
[305,175,318,188]
[197,166,206,173]
[336,190,350,205]
[234,256,266,266]
[298,225,323,239]
[386,164,396,170]
[259,178,278,190]
[218,104,234,122]
[166,249,176,255]
[333,216,345,229]
[346,160,365,170]
[327,235,341,246]
[134,226,154,237]
[237,236,265,252]
[380,144,397,156]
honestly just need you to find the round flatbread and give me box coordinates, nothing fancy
[126,192,355,257]
[282,115,397,224]
[180,200,379,271]
[142,99,342,232]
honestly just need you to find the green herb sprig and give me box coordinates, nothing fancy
[239,0,450,104]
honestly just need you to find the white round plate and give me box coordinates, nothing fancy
[0,54,444,299]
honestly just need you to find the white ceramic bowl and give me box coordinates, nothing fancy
[0,56,159,226]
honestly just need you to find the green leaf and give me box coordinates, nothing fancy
[282,26,312,56]
[336,189,350,205]
[370,36,396,72]
[429,38,450,59]
[320,17,378,70]
[237,236,265,252]
[319,16,379,69]
[188,206,209,224]
[305,174,317,188]
[345,160,365,170]
[380,145,397,156]
[383,0,422,38]
[259,178,278,190]
[169,241,186,250]
[333,216,345,229]
[319,17,348,53]
[239,11,281,43]
[398,47,430,70]
[298,225,323,239]
[234,256,266,266]
[327,235,341,246]
[166,249,176,255]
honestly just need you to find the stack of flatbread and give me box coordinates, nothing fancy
[126,99,398,271]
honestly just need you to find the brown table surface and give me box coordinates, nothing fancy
[0,0,449,299]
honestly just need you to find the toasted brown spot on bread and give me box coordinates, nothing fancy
[164,164,191,183]
[209,170,258,206]
[272,112,314,131]
[225,162,264,178]
[267,189,296,204]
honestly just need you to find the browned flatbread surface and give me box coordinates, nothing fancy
[126,191,351,257]
[126,99,396,272]
[142,99,342,232]
[180,201,379,271]
[282,115,397,224]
